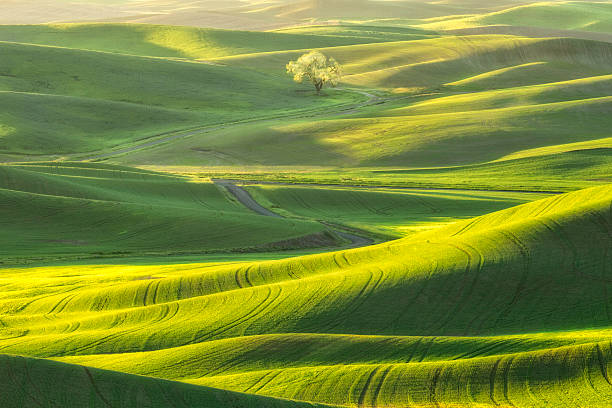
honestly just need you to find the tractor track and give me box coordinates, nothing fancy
[78,88,384,162]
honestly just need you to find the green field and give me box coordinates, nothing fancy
[1,1,612,407]
[0,162,548,263]
[0,186,610,406]
[0,39,364,158]
[421,1,612,33]
[94,34,612,190]
[0,162,336,264]
[244,184,551,235]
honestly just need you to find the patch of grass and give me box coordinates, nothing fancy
[244,184,550,235]
[0,162,329,263]
[115,89,612,169]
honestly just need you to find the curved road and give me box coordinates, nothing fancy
[214,179,282,218]
[213,179,375,249]
[80,88,385,162]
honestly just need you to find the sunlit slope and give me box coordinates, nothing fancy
[0,163,328,262]
[0,355,336,408]
[399,72,612,106]
[0,185,610,407]
[221,35,612,91]
[101,34,612,168]
[184,342,612,407]
[364,146,612,190]
[119,74,612,168]
[0,0,531,29]
[273,24,439,42]
[244,0,516,21]
[424,1,612,33]
[0,23,405,60]
[0,185,608,351]
[57,329,612,380]
[245,184,550,235]
[0,41,359,156]
[57,333,612,407]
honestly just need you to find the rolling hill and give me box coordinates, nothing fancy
[0,162,546,263]
[0,185,609,406]
[0,0,547,29]
[0,23,413,60]
[243,183,550,235]
[0,2,611,406]
[0,39,363,158]
[0,162,332,263]
[108,34,611,187]
[112,67,612,175]
[422,1,612,33]
[219,35,612,91]
[0,354,335,408]
[2,24,611,172]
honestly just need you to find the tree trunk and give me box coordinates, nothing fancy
[315,80,323,94]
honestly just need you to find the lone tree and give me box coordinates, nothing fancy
[286,51,342,94]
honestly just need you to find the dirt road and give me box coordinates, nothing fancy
[213,179,375,249]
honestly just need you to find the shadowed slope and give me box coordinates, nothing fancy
[0,163,329,262]
[0,354,336,408]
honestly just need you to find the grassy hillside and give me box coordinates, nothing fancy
[0,91,199,156]
[0,185,610,406]
[198,144,611,191]
[274,24,439,42]
[220,35,612,91]
[0,23,410,60]
[244,184,550,235]
[112,73,612,171]
[2,27,611,167]
[243,0,529,22]
[0,354,335,408]
[422,1,612,33]
[1,7,611,406]
[106,34,612,178]
[0,162,331,263]
[0,40,362,156]
[0,162,548,262]
[0,0,540,29]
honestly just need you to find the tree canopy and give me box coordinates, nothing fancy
[286,51,342,94]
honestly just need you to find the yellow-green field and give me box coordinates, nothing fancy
[1,185,611,406]
[1,1,611,406]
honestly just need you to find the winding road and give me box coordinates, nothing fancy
[214,179,282,218]
[80,88,385,162]
[213,179,375,249]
